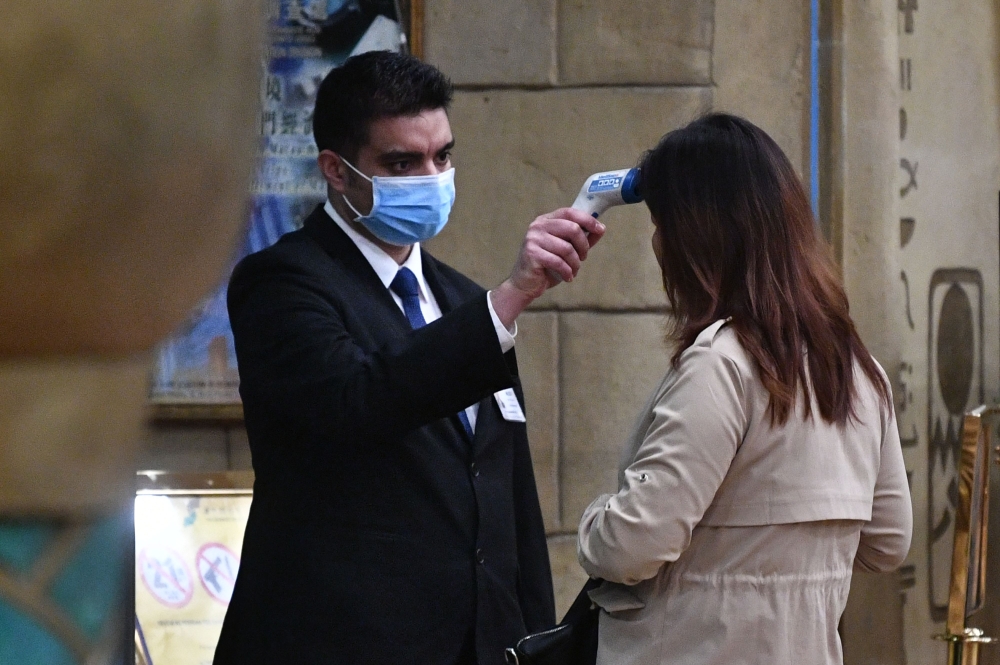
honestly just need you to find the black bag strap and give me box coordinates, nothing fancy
[559,578,602,626]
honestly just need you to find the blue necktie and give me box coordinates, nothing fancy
[390,267,474,439]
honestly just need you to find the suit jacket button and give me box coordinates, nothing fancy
[470,462,480,477]
[476,548,485,564]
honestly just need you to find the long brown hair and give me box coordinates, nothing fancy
[639,113,890,425]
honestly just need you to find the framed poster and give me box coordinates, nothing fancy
[148,0,422,421]
[134,471,254,665]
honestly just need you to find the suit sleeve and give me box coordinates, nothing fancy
[228,254,515,442]
[577,347,747,585]
[510,386,556,630]
[854,399,913,572]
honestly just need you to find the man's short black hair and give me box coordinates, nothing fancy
[313,51,454,159]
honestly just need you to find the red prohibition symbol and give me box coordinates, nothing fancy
[196,542,241,605]
[138,546,195,609]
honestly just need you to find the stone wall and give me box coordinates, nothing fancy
[826,3,908,661]
[131,0,1000,661]
[141,0,812,623]
[827,1,1000,663]
[424,0,811,615]
[892,1,1000,663]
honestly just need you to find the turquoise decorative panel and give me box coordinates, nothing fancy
[0,509,130,665]
[0,601,76,665]
[49,515,127,639]
[0,521,58,575]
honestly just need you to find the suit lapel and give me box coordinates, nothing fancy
[301,205,412,338]
[420,248,463,315]
[305,216,492,448]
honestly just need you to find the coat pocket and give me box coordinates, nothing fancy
[587,582,646,614]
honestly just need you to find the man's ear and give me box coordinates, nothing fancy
[318,150,349,194]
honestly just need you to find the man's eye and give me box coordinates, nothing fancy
[390,161,410,172]
[437,152,452,163]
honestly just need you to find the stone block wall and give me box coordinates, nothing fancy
[129,1,1000,660]
[142,0,812,620]
[424,0,811,616]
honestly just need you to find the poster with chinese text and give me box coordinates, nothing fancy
[149,0,404,409]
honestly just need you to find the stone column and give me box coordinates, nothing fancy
[819,2,909,663]
[890,1,1000,663]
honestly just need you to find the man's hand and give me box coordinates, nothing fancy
[490,208,606,328]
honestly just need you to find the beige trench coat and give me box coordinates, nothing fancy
[577,320,912,665]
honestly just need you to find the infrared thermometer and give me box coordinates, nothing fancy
[570,168,643,217]
[547,168,643,283]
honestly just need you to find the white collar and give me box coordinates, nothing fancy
[324,200,431,302]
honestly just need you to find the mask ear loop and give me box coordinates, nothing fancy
[337,155,373,220]
[342,192,366,221]
[339,155,372,183]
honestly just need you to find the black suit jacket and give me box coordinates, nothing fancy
[214,206,555,665]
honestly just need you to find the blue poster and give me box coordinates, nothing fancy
[150,0,404,404]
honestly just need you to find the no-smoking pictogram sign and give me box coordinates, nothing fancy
[138,546,194,608]
[196,543,240,605]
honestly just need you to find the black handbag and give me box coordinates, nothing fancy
[504,578,601,665]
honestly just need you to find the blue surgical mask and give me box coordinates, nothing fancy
[340,157,456,246]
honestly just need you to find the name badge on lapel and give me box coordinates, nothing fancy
[494,388,526,422]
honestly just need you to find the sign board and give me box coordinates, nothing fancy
[135,472,253,665]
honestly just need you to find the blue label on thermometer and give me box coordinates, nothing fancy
[588,174,624,193]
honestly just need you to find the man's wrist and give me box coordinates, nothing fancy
[489,280,534,330]
[486,290,517,352]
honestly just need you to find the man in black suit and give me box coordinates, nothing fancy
[214,51,605,665]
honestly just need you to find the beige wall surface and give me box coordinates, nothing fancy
[892,1,1000,662]
[431,87,710,309]
[151,1,1000,656]
[831,3,910,661]
[143,0,816,623]
[422,0,813,618]
[825,0,1000,663]
[713,0,811,178]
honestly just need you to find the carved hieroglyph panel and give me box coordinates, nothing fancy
[894,2,1000,663]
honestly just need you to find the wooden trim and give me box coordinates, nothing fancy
[146,403,244,423]
[409,0,425,60]
[136,470,255,493]
[818,0,844,268]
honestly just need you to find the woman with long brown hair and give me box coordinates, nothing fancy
[576,113,912,664]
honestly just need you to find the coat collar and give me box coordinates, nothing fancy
[301,204,494,446]
[301,205,408,330]
[322,200,435,306]
[303,204,464,317]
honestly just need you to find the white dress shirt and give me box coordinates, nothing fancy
[324,200,516,433]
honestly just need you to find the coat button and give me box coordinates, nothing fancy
[470,462,480,477]
[476,548,485,564]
